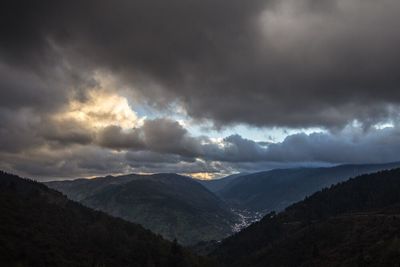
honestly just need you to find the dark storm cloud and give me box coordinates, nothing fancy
[97,125,144,150]
[96,118,400,166]
[203,125,400,165]
[2,0,400,179]
[97,118,202,157]
[0,61,87,112]
[0,108,42,152]
[0,108,94,153]
[125,151,185,164]
[42,119,93,146]
[264,126,400,164]
[140,119,202,157]
[3,0,400,128]
[3,121,400,180]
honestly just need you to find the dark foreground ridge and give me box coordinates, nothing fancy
[212,168,400,267]
[3,168,400,267]
[0,171,210,267]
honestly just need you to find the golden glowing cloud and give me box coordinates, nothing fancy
[56,90,140,130]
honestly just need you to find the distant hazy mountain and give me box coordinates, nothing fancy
[212,168,400,267]
[47,173,238,245]
[0,171,209,267]
[196,173,247,193]
[217,162,400,213]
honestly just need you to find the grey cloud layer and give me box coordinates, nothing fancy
[97,119,202,157]
[39,116,400,165]
[4,103,396,179]
[2,0,400,128]
[2,116,400,179]
[98,118,400,166]
[1,0,400,178]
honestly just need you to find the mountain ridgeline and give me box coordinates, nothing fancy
[0,171,209,267]
[47,173,238,245]
[3,165,400,266]
[212,168,400,267]
[201,162,400,214]
[46,162,400,246]
[197,173,248,193]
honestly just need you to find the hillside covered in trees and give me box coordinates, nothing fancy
[47,173,237,245]
[213,162,400,213]
[0,171,210,267]
[212,168,400,267]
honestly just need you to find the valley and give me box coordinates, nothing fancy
[47,173,239,245]
[47,162,400,246]
[2,164,400,266]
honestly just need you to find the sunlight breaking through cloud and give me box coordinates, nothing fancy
[56,90,140,130]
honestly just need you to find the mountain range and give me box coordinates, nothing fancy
[200,162,400,214]
[47,173,238,245]
[46,162,400,246]
[3,164,400,266]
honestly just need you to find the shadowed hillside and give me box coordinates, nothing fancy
[0,171,210,267]
[196,173,247,193]
[47,173,238,245]
[212,168,400,267]
[217,162,400,213]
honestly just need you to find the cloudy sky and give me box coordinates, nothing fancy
[1,0,400,180]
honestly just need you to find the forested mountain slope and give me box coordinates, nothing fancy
[47,173,237,245]
[212,168,400,267]
[218,162,400,213]
[0,171,209,267]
